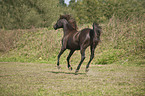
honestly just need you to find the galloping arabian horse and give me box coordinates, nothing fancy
[53,15,101,74]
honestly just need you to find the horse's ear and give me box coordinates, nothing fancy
[67,15,71,18]
[60,15,63,18]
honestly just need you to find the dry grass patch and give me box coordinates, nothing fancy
[0,62,144,96]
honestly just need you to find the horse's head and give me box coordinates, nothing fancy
[54,15,78,30]
[53,19,68,30]
[53,19,65,30]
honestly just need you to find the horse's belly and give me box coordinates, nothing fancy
[67,43,80,50]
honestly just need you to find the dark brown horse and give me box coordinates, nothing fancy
[53,15,101,74]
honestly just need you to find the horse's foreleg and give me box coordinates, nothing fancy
[75,48,86,74]
[67,50,75,70]
[86,46,95,72]
[57,48,66,69]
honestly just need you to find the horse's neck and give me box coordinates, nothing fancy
[63,23,76,36]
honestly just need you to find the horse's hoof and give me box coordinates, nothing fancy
[85,68,89,72]
[75,70,79,75]
[68,67,73,71]
[57,66,61,69]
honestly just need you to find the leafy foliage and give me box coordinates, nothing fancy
[59,0,66,6]
[0,0,144,29]
[69,0,75,6]
[70,0,144,24]
[0,0,69,29]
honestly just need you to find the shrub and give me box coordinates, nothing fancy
[0,0,71,29]
[69,0,144,24]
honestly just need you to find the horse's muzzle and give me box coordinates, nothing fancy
[53,25,57,30]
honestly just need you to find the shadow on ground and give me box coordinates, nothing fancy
[47,71,86,75]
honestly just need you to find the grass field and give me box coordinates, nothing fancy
[0,62,144,96]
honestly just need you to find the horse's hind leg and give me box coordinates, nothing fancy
[75,48,86,74]
[67,50,75,70]
[57,48,66,69]
[86,45,95,72]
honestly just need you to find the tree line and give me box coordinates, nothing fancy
[69,0,144,24]
[0,0,144,29]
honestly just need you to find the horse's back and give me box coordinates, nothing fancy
[66,28,93,50]
[79,28,93,38]
[79,28,93,48]
[81,28,92,33]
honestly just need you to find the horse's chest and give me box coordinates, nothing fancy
[62,33,80,50]
[66,37,79,50]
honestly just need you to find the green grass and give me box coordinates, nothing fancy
[0,62,145,96]
[0,17,144,65]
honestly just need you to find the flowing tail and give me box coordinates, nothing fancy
[93,22,101,39]
[90,22,102,44]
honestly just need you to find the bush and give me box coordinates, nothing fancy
[96,49,125,64]
[69,0,144,24]
[0,0,71,29]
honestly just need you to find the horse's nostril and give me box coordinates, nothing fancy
[53,25,57,30]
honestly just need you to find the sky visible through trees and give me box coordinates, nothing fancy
[64,0,71,5]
